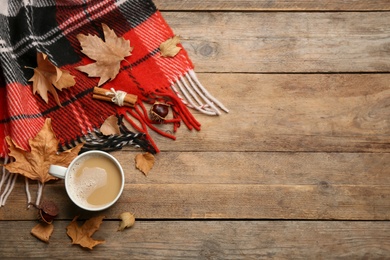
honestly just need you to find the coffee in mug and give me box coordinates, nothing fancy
[49,150,124,211]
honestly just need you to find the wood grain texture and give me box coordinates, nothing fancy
[155,0,390,11]
[2,183,389,220]
[1,3,389,258]
[0,220,389,259]
[162,12,390,73]
[149,73,390,152]
[1,152,388,221]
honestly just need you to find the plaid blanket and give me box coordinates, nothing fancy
[0,0,227,158]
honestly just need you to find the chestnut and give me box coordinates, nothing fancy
[149,102,169,122]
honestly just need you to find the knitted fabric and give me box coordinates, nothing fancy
[0,0,227,158]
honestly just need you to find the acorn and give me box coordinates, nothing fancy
[37,200,59,224]
[149,102,170,122]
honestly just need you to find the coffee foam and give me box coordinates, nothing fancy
[67,155,109,208]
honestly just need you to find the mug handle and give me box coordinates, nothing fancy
[49,165,67,179]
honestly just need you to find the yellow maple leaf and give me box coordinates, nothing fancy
[160,35,182,57]
[28,52,76,106]
[4,118,83,184]
[66,215,105,250]
[135,152,155,176]
[76,23,133,86]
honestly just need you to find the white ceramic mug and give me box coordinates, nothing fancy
[49,150,125,211]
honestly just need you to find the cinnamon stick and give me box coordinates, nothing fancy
[92,94,135,107]
[92,87,137,107]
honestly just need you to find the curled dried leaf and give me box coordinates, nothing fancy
[135,152,155,176]
[100,115,121,136]
[160,36,182,58]
[118,212,135,231]
[27,52,76,106]
[31,223,54,243]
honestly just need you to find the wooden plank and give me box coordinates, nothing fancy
[161,12,390,73]
[113,151,390,186]
[150,73,390,152]
[0,220,389,258]
[4,182,390,220]
[1,152,389,220]
[155,0,390,11]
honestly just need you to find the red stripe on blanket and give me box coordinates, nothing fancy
[129,12,195,83]
[48,63,117,145]
[0,0,209,157]
[56,0,134,54]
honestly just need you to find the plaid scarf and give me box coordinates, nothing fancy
[0,0,227,158]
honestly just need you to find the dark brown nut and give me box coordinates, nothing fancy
[150,103,169,122]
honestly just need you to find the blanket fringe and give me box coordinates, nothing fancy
[1,165,45,208]
[0,157,18,207]
[171,70,229,115]
[25,177,32,208]
[118,70,228,153]
[59,115,156,154]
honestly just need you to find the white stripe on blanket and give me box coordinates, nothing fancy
[0,0,114,58]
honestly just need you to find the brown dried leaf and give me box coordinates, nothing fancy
[135,152,155,176]
[100,115,121,136]
[31,223,54,243]
[28,52,76,106]
[118,212,135,231]
[76,23,133,86]
[66,215,105,250]
[4,118,83,183]
[160,36,182,57]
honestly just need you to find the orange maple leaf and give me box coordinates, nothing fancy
[66,215,105,250]
[28,52,76,106]
[5,118,83,184]
[76,23,133,86]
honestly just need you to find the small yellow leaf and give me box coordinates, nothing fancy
[31,223,54,243]
[100,115,121,136]
[135,152,155,176]
[118,212,135,231]
[160,36,182,58]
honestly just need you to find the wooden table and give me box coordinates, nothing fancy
[1,1,390,258]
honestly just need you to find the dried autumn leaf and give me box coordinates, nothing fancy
[5,118,83,184]
[31,223,54,243]
[100,115,121,136]
[76,23,133,86]
[118,212,135,231]
[135,152,155,176]
[160,36,182,57]
[27,52,76,106]
[66,215,105,250]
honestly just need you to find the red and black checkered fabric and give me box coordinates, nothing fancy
[0,0,203,157]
